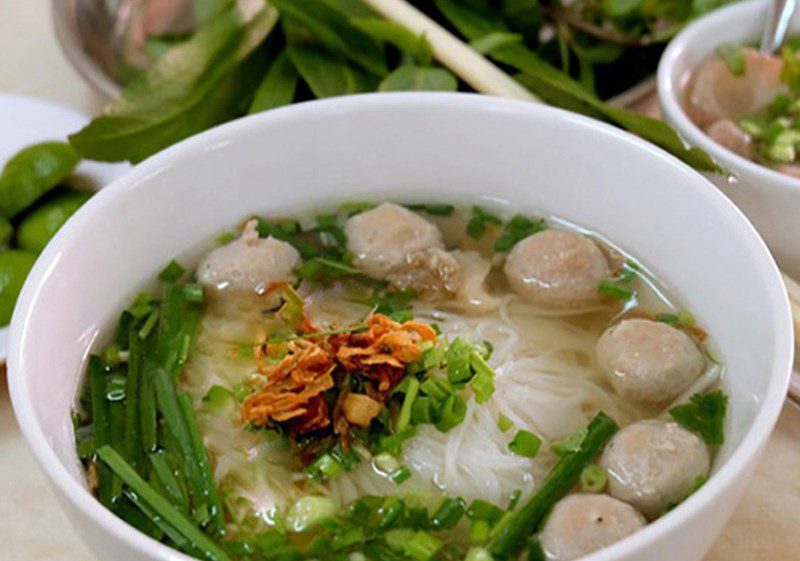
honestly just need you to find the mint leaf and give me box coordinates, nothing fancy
[288,44,379,98]
[249,50,299,114]
[379,65,458,92]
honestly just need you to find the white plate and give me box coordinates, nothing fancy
[0,92,129,364]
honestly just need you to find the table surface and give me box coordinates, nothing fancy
[2,1,800,560]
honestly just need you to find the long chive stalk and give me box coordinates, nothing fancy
[487,412,618,559]
[158,282,186,375]
[152,366,208,516]
[140,356,158,453]
[89,355,113,507]
[96,446,232,561]
[178,392,225,534]
[149,452,190,513]
[124,328,144,472]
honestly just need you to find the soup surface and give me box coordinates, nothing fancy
[74,201,727,561]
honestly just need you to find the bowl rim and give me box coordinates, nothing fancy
[657,0,800,193]
[8,92,794,561]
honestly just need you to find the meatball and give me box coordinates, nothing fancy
[540,494,646,561]
[385,247,460,299]
[345,203,445,279]
[685,48,785,129]
[504,230,612,309]
[597,319,705,403]
[599,420,710,519]
[197,219,300,294]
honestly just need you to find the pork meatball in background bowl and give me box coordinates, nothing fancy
[658,0,800,279]
[7,93,793,561]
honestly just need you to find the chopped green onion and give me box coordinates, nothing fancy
[738,119,763,138]
[579,464,608,493]
[278,284,305,328]
[669,390,728,445]
[465,547,494,561]
[498,414,514,433]
[508,430,541,458]
[446,338,473,384]
[598,280,636,301]
[469,520,492,544]
[397,377,419,432]
[285,496,338,532]
[182,283,205,303]
[138,309,160,340]
[470,350,496,404]
[715,43,745,75]
[307,453,343,481]
[467,499,505,523]
[215,231,236,245]
[406,203,456,216]
[158,260,186,282]
[431,497,466,530]
[385,529,443,561]
[467,205,502,239]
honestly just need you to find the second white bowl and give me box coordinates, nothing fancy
[658,0,800,278]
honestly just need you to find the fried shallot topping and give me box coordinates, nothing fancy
[241,313,437,437]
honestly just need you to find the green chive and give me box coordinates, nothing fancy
[397,377,420,432]
[431,497,466,530]
[598,280,636,301]
[96,446,232,561]
[498,414,514,433]
[579,464,608,493]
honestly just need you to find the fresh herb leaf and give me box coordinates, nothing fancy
[470,32,523,54]
[69,7,278,163]
[272,0,386,76]
[350,18,433,65]
[379,65,458,92]
[715,43,746,76]
[508,429,541,458]
[249,50,299,114]
[467,205,502,239]
[288,44,379,98]
[669,390,728,445]
[601,0,645,18]
[406,203,456,216]
[494,214,546,252]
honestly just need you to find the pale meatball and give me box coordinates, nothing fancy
[197,219,300,294]
[599,420,710,519]
[345,203,445,279]
[706,119,754,159]
[504,230,611,309]
[540,494,646,561]
[597,319,705,403]
[685,48,785,128]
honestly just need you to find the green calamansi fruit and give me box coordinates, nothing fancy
[0,142,80,219]
[16,190,91,253]
[0,250,38,326]
[0,218,11,248]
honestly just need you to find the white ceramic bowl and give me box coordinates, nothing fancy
[8,93,793,561]
[658,0,800,278]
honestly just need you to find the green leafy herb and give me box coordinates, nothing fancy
[248,50,299,114]
[467,205,502,239]
[287,44,379,98]
[669,390,728,445]
[508,430,542,458]
[379,65,458,92]
[497,414,514,433]
[406,203,456,216]
[715,43,746,76]
[494,215,546,252]
[69,7,278,163]
[350,17,433,64]
[579,463,608,492]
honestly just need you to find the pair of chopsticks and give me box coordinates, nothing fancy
[366,0,800,402]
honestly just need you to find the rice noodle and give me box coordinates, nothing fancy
[180,248,693,523]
